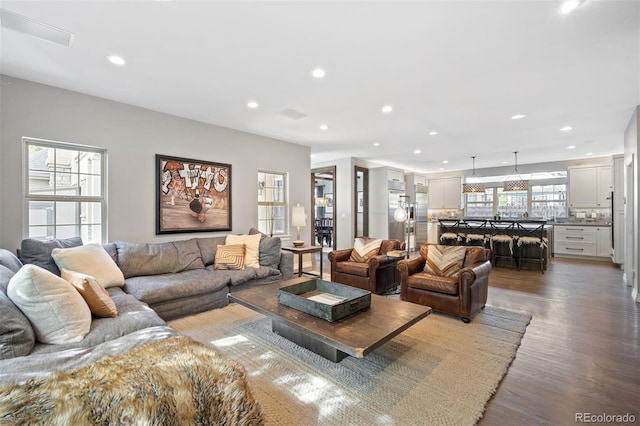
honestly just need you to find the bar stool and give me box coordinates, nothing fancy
[516,220,548,273]
[438,219,463,245]
[489,220,516,268]
[462,219,488,247]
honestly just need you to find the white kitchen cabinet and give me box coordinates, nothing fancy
[568,166,611,208]
[554,224,611,259]
[406,172,427,186]
[428,177,461,209]
[427,222,440,244]
[596,166,612,207]
[387,168,405,183]
[596,226,612,258]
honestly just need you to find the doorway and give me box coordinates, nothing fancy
[354,166,368,237]
[311,166,336,250]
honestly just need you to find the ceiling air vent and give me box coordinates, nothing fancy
[0,9,74,47]
[279,108,308,120]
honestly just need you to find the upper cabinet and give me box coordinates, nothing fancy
[568,166,611,208]
[387,168,405,183]
[428,177,461,209]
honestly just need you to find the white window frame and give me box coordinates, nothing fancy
[530,183,567,220]
[464,172,567,220]
[23,137,107,243]
[257,170,288,236]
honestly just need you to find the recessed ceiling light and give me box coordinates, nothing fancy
[567,145,576,149]
[560,126,573,132]
[429,131,438,136]
[319,124,328,131]
[439,168,444,171]
[311,68,326,79]
[414,149,421,154]
[106,55,125,66]
[502,161,509,164]
[585,152,593,156]
[381,105,393,114]
[373,142,380,147]
[247,101,259,109]
[511,114,526,120]
[442,160,448,164]
[560,0,584,15]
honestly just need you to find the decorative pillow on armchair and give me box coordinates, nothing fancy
[349,237,383,263]
[424,245,466,277]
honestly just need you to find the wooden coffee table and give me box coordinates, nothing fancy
[228,277,431,362]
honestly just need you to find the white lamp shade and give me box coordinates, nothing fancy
[291,205,306,227]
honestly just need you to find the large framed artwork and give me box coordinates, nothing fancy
[156,154,232,234]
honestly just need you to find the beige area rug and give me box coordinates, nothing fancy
[169,303,531,426]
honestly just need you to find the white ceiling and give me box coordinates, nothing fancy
[1,1,638,174]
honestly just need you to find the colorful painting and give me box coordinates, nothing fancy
[156,154,231,234]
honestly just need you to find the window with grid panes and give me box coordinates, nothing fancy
[25,138,106,243]
[531,184,567,220]
[496,188,527,218]
[465,188,494,217]
[257,171,287,236]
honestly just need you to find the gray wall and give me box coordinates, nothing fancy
[0,75,310,250]
[623,106,639,302]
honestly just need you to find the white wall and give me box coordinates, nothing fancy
[0,75,310,250]
[623,106,639,302]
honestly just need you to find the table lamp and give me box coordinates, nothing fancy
[291,204,306,247]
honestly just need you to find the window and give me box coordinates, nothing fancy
[465,188,494,217]
[463,171,567,220]
[257,171,287,236]
[531,184,567,220]
[25,138,106,243]
[496,188,527,218]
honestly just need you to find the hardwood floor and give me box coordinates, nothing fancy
[313,253,639,425]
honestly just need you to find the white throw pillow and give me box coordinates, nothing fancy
[52,244,125,288]
[225,234,261,268]
[7,264,91,344]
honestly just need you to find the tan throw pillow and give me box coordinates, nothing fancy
[214,244,246,270]
[349,237,383,263]
[52,244,125,288]
[225,234,261,268]
[424,245,467,277]
[61,269,118,318]
[7,265,91,344]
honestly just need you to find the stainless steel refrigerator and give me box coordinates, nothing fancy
[413,185,428,249]
[387,180,406,243]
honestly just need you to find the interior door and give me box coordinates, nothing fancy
[354,166,368,237]
[311,166,337,250]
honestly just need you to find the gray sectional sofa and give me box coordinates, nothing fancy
[0,231,294,385]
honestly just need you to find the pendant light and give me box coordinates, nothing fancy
[462,156,486,194]
[503,151,529,192]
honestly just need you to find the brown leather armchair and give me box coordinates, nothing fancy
[397,244,492,323]
[328,239,405,295]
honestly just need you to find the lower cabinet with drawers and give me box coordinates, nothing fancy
[553,224,611,260]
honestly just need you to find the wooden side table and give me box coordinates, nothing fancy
[281,245,323,278]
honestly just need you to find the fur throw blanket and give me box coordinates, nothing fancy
[0,336,263,425]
